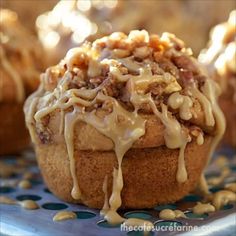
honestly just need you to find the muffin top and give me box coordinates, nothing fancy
[0,9,44,103]
[27,30,224,149]
[199,10,236,101]
[41,31,207,110]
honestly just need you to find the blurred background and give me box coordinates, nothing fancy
[1,0,235,65]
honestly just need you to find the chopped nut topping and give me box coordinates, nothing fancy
[40,30,206,114]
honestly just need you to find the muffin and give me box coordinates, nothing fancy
[199,10,236,147]
[0,9,44,155]
[24,31,225,218]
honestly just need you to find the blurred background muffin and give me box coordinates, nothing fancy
[108,0,234,54]
[0,9,45,155]
[0,0,57,33]
[199,10,236,147]
[35,0,116,65]
[32,0,235,65]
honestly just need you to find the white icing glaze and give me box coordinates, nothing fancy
[190,85,215,127]
[53,211,77,221]
[64,108,82,199]
[174,210,187,218]
[168,92,193,120]
[225,183,236,193]
[201,79,226,161]
[192,202,215,215]
[19,200,39,210]
[59,109,65,134]
[198,174,210,195]
[0,196,17,205]
[18,180,32,189]
[0,196,39,209]
[100,175,109,216]
[149,102,189,183]
[194,79,226,194]
[212,190,236,210]
[159,209,186,220]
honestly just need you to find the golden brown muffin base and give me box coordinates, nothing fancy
[35,135,212,209]
[0,103,30,155]
[219,97,236,147]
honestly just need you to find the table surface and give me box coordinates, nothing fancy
[0,147,236,236]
